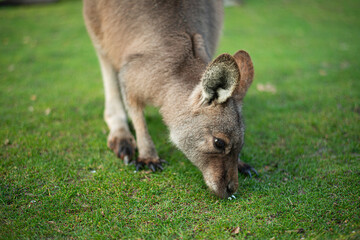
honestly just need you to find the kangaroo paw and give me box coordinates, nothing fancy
[238,160,258,178]
[135,157,166,172]
[108,133,136,165]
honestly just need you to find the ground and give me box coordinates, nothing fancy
[0,0,359,239]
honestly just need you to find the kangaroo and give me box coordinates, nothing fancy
[83,0,256,198]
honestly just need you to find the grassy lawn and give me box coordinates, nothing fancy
[0,0,359,238]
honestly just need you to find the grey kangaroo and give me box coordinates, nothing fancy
[83,0,256,198]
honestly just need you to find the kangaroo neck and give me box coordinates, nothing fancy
[159,57,206,126]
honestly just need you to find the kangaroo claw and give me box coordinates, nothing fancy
[118,141,134,161]
[135,162,144,171]
[251,168,258,176]
[135,157,167,172]
[157,164,164,171]
[149,163,156,172]
[238,160,258,178]
[108,134,136,165]
[159,159,168,164]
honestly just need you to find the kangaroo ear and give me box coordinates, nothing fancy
[201,53,240,104]
[232,50,254,100]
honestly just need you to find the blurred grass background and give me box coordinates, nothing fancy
[0,0,359,239]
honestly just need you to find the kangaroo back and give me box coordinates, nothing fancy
[83,0,223,70]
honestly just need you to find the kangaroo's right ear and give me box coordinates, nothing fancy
[200,53,240,104]
[232,50,254,100]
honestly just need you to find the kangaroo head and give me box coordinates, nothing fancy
[170,50,254,198]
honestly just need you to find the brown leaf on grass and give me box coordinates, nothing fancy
[339,42,348,51]
[4,139,10,146]
[81,203,91,210]
[256,83,276,93]
[354,106,360,115]
[298,188,306,195]
[286,228,305,234]
[297,228,305,234]
[263,163,278,172]
[140,175,151,182]
[340,61,350,69]
[45,108,51,115]
[23,36,31,45]
[8,64,15,72]
[30,95,37,101]
[230,226,240,235]
[319,69,327,76]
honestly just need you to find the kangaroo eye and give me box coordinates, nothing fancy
[213,137,226,150]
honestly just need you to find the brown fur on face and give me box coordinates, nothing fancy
[169,96,246,198]
[168,53,253,198]
[83,0,254,198]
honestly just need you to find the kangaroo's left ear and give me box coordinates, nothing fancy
[232,50,254,100]
[200,53,240,104]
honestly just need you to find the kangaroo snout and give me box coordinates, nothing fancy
[226,180,238,196]
[201,158,239,199]
[204,174,239,199]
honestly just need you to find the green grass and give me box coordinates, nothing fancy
[0,0,359,239]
